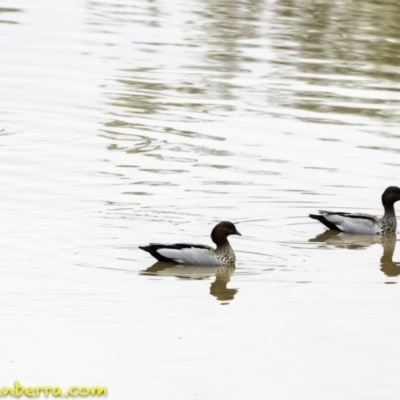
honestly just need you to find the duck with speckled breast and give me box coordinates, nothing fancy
[309,186,400,235]
[139,221,241,265]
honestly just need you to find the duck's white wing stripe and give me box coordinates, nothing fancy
[157,247,221,265]
[324,213,379,234]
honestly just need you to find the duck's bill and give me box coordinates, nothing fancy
[234,230,242,236]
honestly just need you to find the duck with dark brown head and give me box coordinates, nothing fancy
[309,186,400,234]
[139,221,241,265]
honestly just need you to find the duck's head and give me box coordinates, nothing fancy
[211,221,241,245]
[382,186,400,208]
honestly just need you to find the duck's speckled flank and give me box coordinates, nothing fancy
[216,244,236,264]
[378,214,397,234]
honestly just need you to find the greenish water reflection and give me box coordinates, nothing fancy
[141,262,238,302]
[310,231,400,278]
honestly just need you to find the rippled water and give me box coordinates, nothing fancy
[1,0,400,398]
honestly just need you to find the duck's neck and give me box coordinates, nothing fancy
[383,203,396,217]
[215,238,231,251]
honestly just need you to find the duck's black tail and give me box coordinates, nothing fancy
[139,245,175,262]
[309,214,342,232]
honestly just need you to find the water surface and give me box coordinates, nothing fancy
[1,0,400,399]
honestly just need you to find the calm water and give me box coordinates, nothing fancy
[1,0,400,398]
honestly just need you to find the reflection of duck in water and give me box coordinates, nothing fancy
[309,230,383,249]
[380,234,400,277]
[140,262,238,302]
[210,266,238,302]
[309,231,400,277]
[309,186,400,234]
[139,221,241,265]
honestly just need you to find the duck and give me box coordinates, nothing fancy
[309,186,400,234]
[139,221,241,265]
